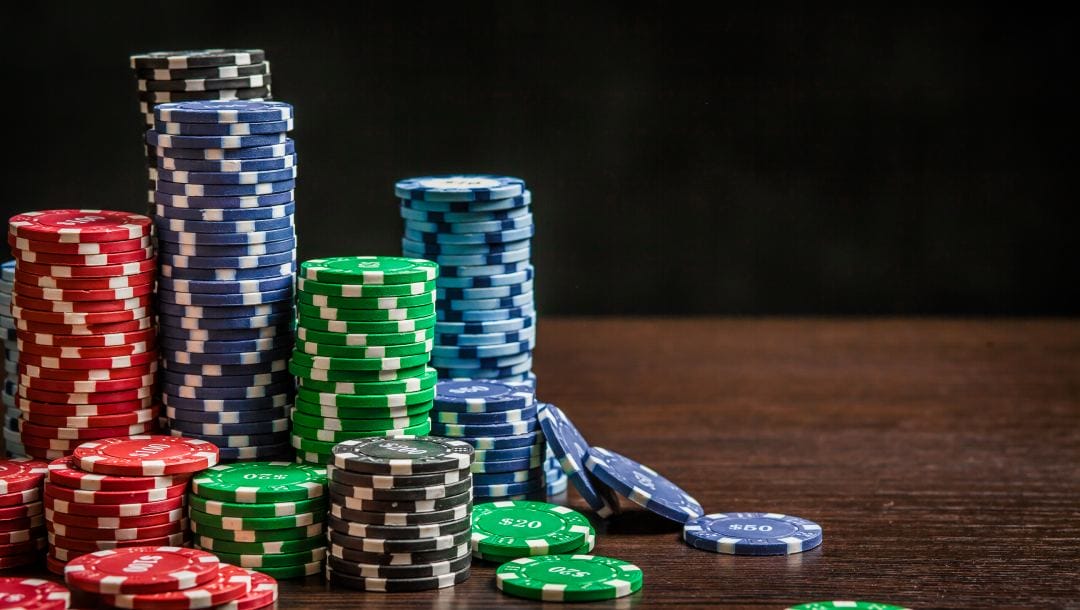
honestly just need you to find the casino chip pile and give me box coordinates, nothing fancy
[0,457,48,569]
[8,210,159,460]
[291,256,439,465]
[147,100,298,462]
[430,380,549,501]
[0,577,70,610]
[130,49,273,211]
[43,435,220,573]
[189,462,327,579]
[396,175,536,384]
[325,436,474,591]
[62,545,278,610]
[1,261,21,456]
[471,500,596,565]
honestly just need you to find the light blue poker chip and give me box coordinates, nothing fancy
[157,153,296,173]
[434,267,534,290]
[158,334,294,354]
[435,306,535,324]
[398,203,530,224]
[147,130,288,150]
[441,292,534,312]
[432,338,534,360]
[156,178,296,197]
[155,202,295,222]
[404,225,534,245]
[434,327,534,347]
[401,237,530,255]
[156,238,296,259]
[546,471,568,496]
[537,403,620,517]
[163,378,294,400]
[156,139,295,161]
[156,165,296,185]
[431,352,531,371]
[437,280,533,301]
[438,361,533,379]
[155,100,294,124]
[435,404,537,426]
[395,175,525,202]
[401,245,530,266]
[163,392,293,412]
[585,446,703,524]
[682,512,823,555]
[157,274,294,295]
[403,214,533,235]
[0,260,14,281]
[166,405,290,424]
[155,215,294,234]
[157,250,295,270]
[161,346,292,367]
[160,262,296,282]
[437,261,531,278]
[153,190,294,209]
[157,300,294,319]
[153,118,293,137]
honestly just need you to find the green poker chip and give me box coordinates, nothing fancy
[297,302,435,323]
[495,554,643,602]
[292,409,429,432]
[298,277,436,297]
[300,257,439,285]
[474,530,596,564]
[190,520,325,542]
[195,534,326,555]
[290,419,432,446]
[210,547,327,569]
[189,493,327,518]
[289,360,428,382]
[471,501,591,556]
[188,507,326,531]
[786,603,912,610]
[295,338,433,359]
[296,367,438,395]
[293,399,432,421]
[298,290,436,310]
[295,451,332,466]
[297,385,434,408]
[191,461,327,504]
[297,326,435,348]
[297,313,436,334]
[290,349,432,372]
[252,560,323,579]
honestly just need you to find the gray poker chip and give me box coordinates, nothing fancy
[326,464,471,489]
[327,525,471,553]
[329,488,472,513]
[328,541,471,566]
[331,435,474,475]
[326,553,470,579]
[326,477,472,502]
[329,502,472,526]
[326,565,470,591]
[320,513,471,540]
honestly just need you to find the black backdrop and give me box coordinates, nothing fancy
[1,3,1074,315]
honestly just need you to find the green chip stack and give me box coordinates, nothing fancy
[289,256,440,465]
[188,461,328,579]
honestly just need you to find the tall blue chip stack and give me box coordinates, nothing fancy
[0,260,23,456]
[148,100,298,462]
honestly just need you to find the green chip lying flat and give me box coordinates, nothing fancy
[191,461,326,504]
[300,257,439,285]
[495,554,643,602]
[471,501,591,556]
[786,603,912,610]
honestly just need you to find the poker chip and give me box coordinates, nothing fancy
[330,436,472,475]
[786,603,911,610]
[214,570,277,610]
[188,509,324,532]
[0,577,71,609]
[100,563,253,610]
[326,552,471,579]
[193,534,325,556]
[48,531,187,553]
[74,435,220,476]
[9,210,152,243]
[470,501,590,557]
[584,447,703,524]
[63,546,221,594]
[46,507,185,530]
[682,512,824,555]
[326,565,470,592]
[188,493,326,519]
[44,480,188,505]
[0,457,49,493]
[192,462,324,503]
[536,403,620,517]
[44,492,185,518]
[495,554,643,602]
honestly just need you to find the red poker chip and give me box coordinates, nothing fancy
[15,282,155,303]
[7,234,151,256]
[9,210,152,243]
[50,546,84,563]
[48,456,185,492]
[16,258,157,279]
[19,361,157,381]
[12,245,154,267]
[17,396,156,417]
[16,316,154,337]
[27,407,159,429]
[0,501,42,520]
[19,349,158,369]
[18,326,156,348]
[0,575,69,609]
[14,268,156,291]
[0,526,46,545]
[101,564,252,610]
[0,514,44,533]
[47,518,187,542]
[0,457,49,493]
[46,506,185,530]
[20,421,156,443]
[0,487,41,508]
[24,447,67,461]
[19,372,157,394]
[18,341,156,360]
[64,546,221,595]
[74,435,220,477]
[48,531,188,553]
[220,571,277,610]
[0,537,46,557]
[13,306,153,327]
[44,492,185,518]
[46,552,67,575]
[18,385,155,406]
[20,435,85,452]
[12,292,153,314]
[44,480,187,505]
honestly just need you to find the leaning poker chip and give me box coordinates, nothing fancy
[537,404,619,517]
[0,457,49,493]
[288,361,428,383]
[74,435,220,476]
[400,193,530,214]
[584,447,703,524]
[326,565,469,592]
[472,525,596,563]
[100,564,253,610]
[63,546,222,594]
[192,462,325,504]
[786,603,912,610]
[300,257,438,285]
[395,175,525,202]
[131,49,265,70]
[155,100,292,124]
[495,554,643,602]
[0,577,71,609]
[331,436,473,475]
[9,210,152,244]
[470,501,590,556]
[682,512,824,556]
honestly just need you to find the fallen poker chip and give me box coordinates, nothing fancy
[395,175,525,202]
[786,603,912,610]
[192,461,325,503]
[63,546,222,594]
[682,512,824,556]
[326,565,470,592]
[470,501,591,556]
[495,554,643,602]
[101,564,252,610]
[537,404,620,517]
[331,435,474,475]
[584,447,703,524]
[9,210,152,243]
[74,435,220,476]
[0,457,49,493]
[0,576,71,609]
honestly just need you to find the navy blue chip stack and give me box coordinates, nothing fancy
[130,50,273,213]
[148,100,298,462]
[0,260,21,456]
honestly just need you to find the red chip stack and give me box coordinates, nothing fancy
[0,457,49,569]
[43,435,220,572]
[7,209,160,459]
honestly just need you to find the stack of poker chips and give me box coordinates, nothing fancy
[470,500,596,564]
[130,49,272,211]
[430,380,546,502]
[0,262,21,456]
[7,210,159,460]
[325,436,473,591]
[62,545,278,610]
[396,175,536,384]
[290,257,439,466]
[0,457,48,569]
[189,462,327,579]
[42,436,219,573]
[148,101,297,461]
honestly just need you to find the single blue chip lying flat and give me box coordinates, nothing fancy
[433,380,535,412]
[155,100,294,124]
[682,512,823,555]
[395,175,525,202]
[537,403,620,517]
[585,446,703,524]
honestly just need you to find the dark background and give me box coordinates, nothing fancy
[1,3,1075,315]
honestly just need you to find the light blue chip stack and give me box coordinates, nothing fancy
[0,260,23,456]
[148,100,298,462]
[396,175,536,384]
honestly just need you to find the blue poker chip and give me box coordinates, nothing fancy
[159,334,294,354]
[216,442,292,461]
[398,203,530,224]
[162,360,289,378]
[401,237,530,255]
[163,378,294,399]
[429,419,538,438]
[537,403,620,517]
[682,513,823,555]
[156,140,295,161]
[441,293,534,312]
[432,352,531,371]
[158,311,294,331]
[154,118,293,137]
[435,306,535,323]
[472,467,543,485]
[161,346,292,367]
[157,226,295,245]
[160,262,296,282]
[585,446,703,524]
[395,175,525,202]
[438,360,533,379]
[0,260,14,280]
[169,417,291,437]
[470,442,542,461]
[403,226,534,245]
[157,250,295,270]
[155,215,295,235]
[437,280,533,301]
[162,369,293,388]
[153,190,294,209]
[155,202,295,222]
[156,239,296,259]
[403,214,533,235]
[432,339,535,361]
[437,261,530,278]
[158,301,294,319]
[169,428,291,448]
[156,178,296,197]
[446,431,540,450]
[433,380,534,412]
[436,404,537,426]
[159,323,293,342]
[158,287,294,307]
[401,246,530,266]
[434,267,534,290]
[166,405,290,424]
[546,473,568,496]
[399,195,530,214]
[163,393,293,412]
[473,480,543,497]
[147,130,288,150]
[156,166,296,185]
[468,454,543,474]
[157,154,296,173]
[434,327,534,347]
[156,100,294,124]
[157,274,294,295]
